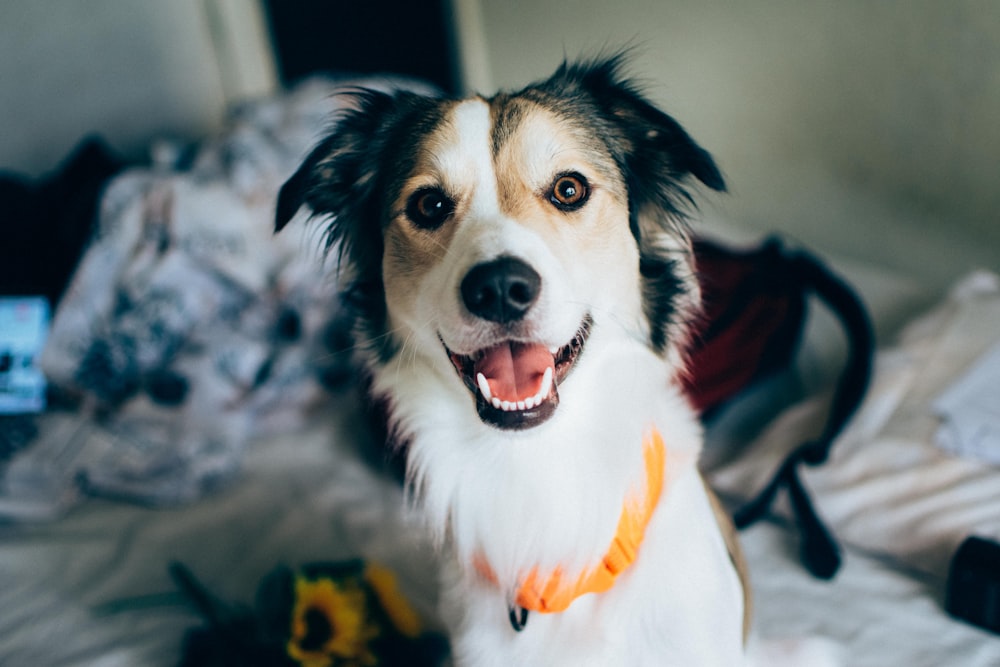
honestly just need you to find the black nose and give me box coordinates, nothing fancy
[461,256,541,323]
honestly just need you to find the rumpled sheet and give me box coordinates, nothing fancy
[711,272,1000,588]
[3,407,999,666]
[0,408,442,667]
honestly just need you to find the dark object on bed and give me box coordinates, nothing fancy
[686,237,809,416]
[0,137,126,306]
[946,536,1000,635]
[686,236,875,580]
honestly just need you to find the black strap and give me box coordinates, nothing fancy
[508,605,529,632]
[733,243,874,580]
[946,536,1000,634]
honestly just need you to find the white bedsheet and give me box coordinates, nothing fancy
[3,398,998,666]
[744,520,1000,667]
[0,402,439,666]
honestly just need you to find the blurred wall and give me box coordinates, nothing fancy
[0,0,276,177]
[453,0,1000,289]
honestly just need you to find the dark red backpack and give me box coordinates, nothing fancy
[685,236,874,580]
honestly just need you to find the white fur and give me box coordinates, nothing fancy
[381,345,748,666]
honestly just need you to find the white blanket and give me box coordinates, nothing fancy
[3,399,999,666]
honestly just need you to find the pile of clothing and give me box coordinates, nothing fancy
[0,76,433,520]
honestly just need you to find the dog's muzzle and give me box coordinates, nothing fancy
[445,257,591,430]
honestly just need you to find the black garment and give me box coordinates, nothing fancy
[0,138,127,306]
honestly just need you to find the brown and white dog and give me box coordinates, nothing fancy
[275,56,828,666]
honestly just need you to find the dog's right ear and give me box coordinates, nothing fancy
[273,89,397,242]
[273,89,442,274]
[273,89,443,361]
[273,89,408,300]
[274,136,338,234]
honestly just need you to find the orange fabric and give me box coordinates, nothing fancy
[476,428,666,614]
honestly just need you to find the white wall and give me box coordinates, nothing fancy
[454,0,1000,290]
[0,0,276,177]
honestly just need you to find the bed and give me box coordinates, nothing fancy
[1,77,998,667]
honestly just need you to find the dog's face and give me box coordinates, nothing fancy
[276,57,724,433]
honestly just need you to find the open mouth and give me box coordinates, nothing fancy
[445,316,593,430]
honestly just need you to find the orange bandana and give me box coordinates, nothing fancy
[476,428,666,615]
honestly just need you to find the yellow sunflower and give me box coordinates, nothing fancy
[286,575,379,667]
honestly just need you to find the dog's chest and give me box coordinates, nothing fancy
[445,467,747,667]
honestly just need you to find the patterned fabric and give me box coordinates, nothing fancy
[0,76,434,520]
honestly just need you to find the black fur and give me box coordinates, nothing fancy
[526,55,726,352]
[274,55,724,358]
[526,54,725,229]
[275,90,446,361]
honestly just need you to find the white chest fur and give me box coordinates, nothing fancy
[377,335,747,665]
[442,465,746,667]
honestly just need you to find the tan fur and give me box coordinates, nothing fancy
[705,480,753,642]
[492,110,633,268]
[382,103,465,310]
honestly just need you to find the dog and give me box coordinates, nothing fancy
[275,56,754,666]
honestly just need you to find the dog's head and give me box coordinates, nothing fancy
[276,56,724,433]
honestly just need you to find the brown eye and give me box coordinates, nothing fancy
[549,173,589,210]
[406,187,454,229]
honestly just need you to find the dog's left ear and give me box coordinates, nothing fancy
[546,56,726,352]
[551,56,726,228]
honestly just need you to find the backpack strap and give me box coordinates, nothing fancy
[732,245,875,579]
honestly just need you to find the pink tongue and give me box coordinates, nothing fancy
[475,342,555,402]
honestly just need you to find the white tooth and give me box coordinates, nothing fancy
[539,367,553,398]
[502,400,512,411]
[476,373,492,401]
[525,396,535,409]
[492,397,502,409]
[550,346,559,355]
[517,401,526,411]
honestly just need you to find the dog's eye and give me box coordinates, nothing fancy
[549,173,589,211]
[406,188,454,229]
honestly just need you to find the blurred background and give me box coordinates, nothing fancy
[1,0,997,291]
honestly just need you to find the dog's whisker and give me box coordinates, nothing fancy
[561,298,677,348]
[386,312,440,387]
